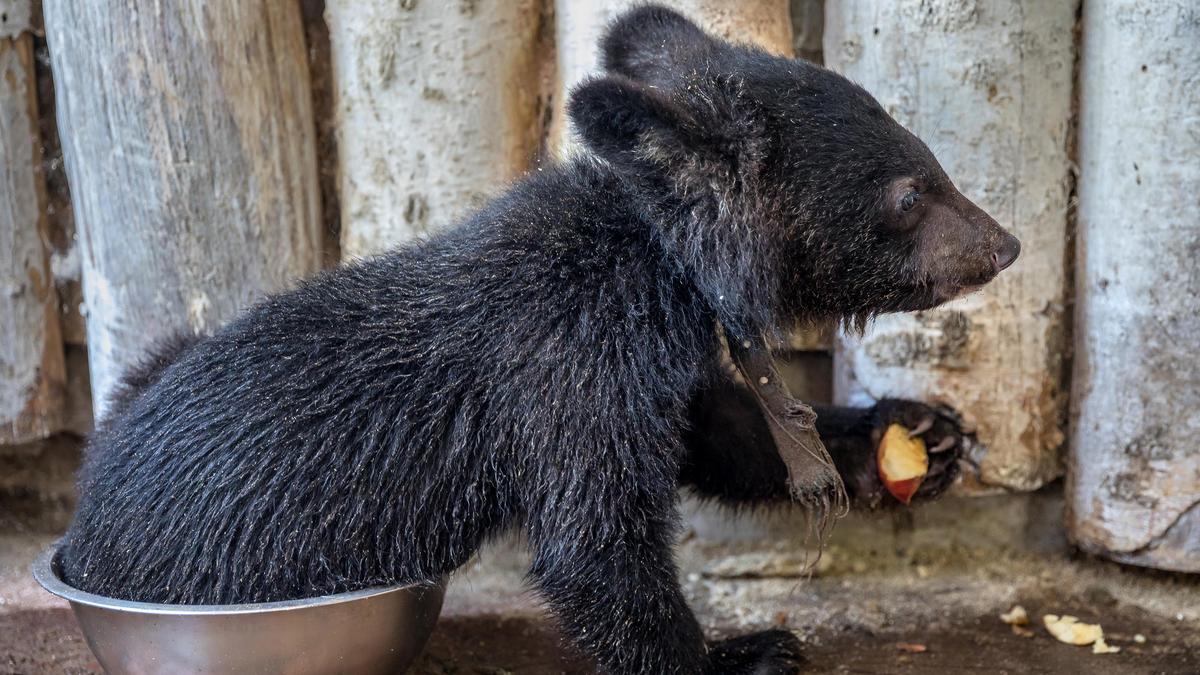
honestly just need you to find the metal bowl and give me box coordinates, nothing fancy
[32,543,445,674]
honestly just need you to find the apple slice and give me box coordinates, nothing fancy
[876,423,929,504]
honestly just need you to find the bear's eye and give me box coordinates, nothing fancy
[900,190,920,213]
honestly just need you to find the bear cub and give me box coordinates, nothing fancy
[61,6,1019,674]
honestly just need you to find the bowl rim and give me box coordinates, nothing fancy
[32,541,442,616]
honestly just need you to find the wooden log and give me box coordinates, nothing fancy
[827,0,1076,492]
[0,1,33,40]
[43,1,323,417]
[326,0,543,257]
[22,7,88,349]
[301,0,344,268]
[790,0,824,64]
[1068,0,1200,572]
[550,0,793,156]
[0,8,66,445]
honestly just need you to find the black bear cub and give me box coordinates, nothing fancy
[62,6,1019,674]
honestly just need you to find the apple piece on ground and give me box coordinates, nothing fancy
[877,423,929,504]
[1043,614,1107,648]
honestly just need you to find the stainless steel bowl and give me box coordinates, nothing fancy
[33,543,445,674]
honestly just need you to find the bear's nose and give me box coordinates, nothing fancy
[992,234,1021,272]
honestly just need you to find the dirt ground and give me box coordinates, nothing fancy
[5,602,1194,675]
[3,491,1198,674]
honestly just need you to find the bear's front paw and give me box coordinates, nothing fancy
[870,398,964,504]
[706,629,805,675]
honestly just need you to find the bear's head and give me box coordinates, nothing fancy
[568,5,1021,337]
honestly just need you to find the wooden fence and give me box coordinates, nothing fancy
[1,0,1195,571]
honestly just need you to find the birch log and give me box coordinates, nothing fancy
[551,0,793,156]
[1069,0,1200,572]
[1,8,66,444]
[827,1,1076,491]
[44,1,323,417]
[790,0,824,64]
[326,0,543,258]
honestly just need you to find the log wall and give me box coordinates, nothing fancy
[326,0,544,257]
[1068,0,1200,572]
[826,0,1077,491]
[0,8,65,444]
[43,1,323,416]
[3,0,1193,571]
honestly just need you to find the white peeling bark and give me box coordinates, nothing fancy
[827,0,1076,492]
[0,23,66,444]
[0,1,32,39]
[1069,0,1200,572]
[551,0,793,156]
[44,1,323,418]
[326,0,543,258]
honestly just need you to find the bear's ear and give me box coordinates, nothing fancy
[600,5,715,86]
[568,75,694,171]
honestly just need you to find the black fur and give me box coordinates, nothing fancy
[100,333,202,421]
[683,380,962,511]
[62,7,1016,674]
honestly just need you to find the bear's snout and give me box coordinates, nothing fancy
[992,233,1021,273]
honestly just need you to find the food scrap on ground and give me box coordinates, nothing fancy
[1000,605,1035,637]
[1042,614,1119,654]
[1011,625,1036,638]
[1092,636,1121,654]
[1000,605,1029,626]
